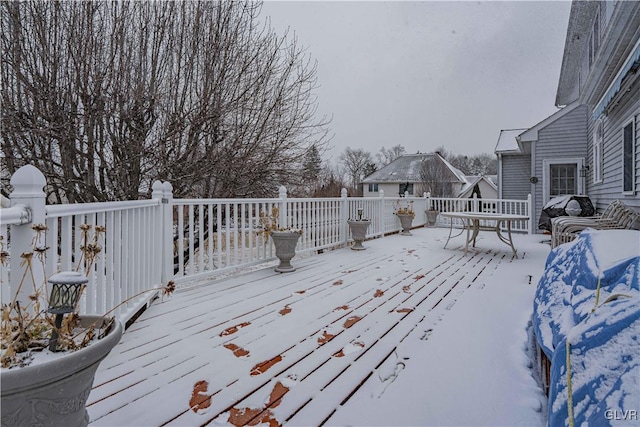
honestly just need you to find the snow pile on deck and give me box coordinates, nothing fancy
[533,229,640,426]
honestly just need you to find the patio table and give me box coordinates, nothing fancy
[440,212,529,258]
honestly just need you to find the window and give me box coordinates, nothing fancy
[592,119,603,183]
[368,183,379,192]
[550,164,577,197]
[543,158,584,203]
[623,118,636,194]
[399,183,413,196]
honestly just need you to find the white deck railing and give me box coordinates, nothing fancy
[1,165,531,325]
[429,195,531,232]
[44,199,163,322]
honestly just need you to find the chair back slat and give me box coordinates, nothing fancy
[601,200,620,219]
[550,199,638,248]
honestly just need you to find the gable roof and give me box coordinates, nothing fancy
[518,102,582,143]
[362,153,467,185]
[458,175,498,198]
[494,129,527,154]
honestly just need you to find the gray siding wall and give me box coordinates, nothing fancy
[533,105,589,229]
[586,81,640,217]
[501,154,531,200]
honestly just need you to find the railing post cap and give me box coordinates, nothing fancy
[151,180,164,194]
[341,188,348,198]
[152,180,173,200]
[379,189,384,198]
[10,165,46,199]
[279,186,287,198]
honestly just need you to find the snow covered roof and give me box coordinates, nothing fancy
[362,153,467,185]
[443,159,468,184]
[457,175,498,198]
[494,129,526,154]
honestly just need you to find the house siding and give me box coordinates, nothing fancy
[586,81,640,213]
[500,154,530,200]
[363,183,411,198]
[548,0,640,230]
[533,105,589,223]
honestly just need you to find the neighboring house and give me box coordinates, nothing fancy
[458,175,498,200]
[496,1,640,231]
[361,153,467,197]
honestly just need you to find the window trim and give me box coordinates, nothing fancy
[542,158,584,204]
[622,117,636,195]
[592,118,604,184]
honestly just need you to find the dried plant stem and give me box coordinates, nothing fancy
[10,257,35,313]
[2,223,169,367]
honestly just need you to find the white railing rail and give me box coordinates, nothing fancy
[170,196,283,282]
[0,204,32,226]
[428,194,531,232]
[44,199,163,322]
[0,204,32,300]
[1,165,531,325]
[1,166,172,326]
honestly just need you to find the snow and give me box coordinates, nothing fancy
[533,229,640,426]
[494,129,526,153]
[86,227,638,426]
[327,238,548,426]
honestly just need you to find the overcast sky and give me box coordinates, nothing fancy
[261,1,572,163]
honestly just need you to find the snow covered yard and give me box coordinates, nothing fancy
[87,227,551,426]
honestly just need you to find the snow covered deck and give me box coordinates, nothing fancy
[87,227,551,426]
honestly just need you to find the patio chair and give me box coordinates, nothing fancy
[552,200,619,231]
[551,200,639,248]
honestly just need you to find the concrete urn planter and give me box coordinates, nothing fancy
[396,214,414,235]
[1,315,123,427]
[271,231,301,272]
[426,210,439,227]
[347,220,371,250]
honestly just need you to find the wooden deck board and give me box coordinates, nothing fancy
[88,229,536,426]
[284,253,499,425]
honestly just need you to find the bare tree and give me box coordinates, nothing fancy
[313,164,347,197]
[434,146,497,176]
[376,144,405,167]
[419,155,454,197]
[338,147,375,194]
[1,1,330,201]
